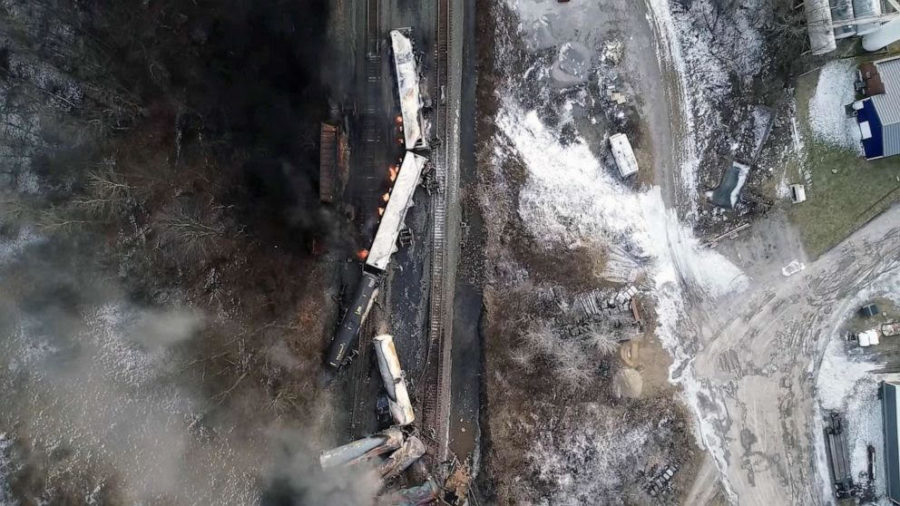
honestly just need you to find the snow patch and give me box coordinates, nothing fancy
[498,103,747,299]
[808,61,862,152]
[816,334,878,411]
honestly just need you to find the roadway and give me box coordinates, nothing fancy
[682,205,900,504]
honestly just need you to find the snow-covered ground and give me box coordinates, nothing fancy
[808,61,863,152]
[644,0,700,212]
[499,104,747,300]
[813,271,900,505]
[490,0,767,500]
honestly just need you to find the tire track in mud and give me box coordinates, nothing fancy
[685,206,900,505]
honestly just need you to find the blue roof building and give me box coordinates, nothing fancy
[857,57,900,160]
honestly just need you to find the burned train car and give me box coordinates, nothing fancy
[325,152,429,370]
[325,26,430,373]
[390,29,429,152]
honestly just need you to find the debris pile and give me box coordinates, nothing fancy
[321,333,472,504]
[643,463,678,498]
[572,284,642,317]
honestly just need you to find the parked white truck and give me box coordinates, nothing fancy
[610,133,638,178]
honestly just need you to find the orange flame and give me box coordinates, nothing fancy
[389,165,398,182]
[357,249,369,260]
[382,192,390,203]
[395,115,403,124]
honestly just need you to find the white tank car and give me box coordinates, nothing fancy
[391,29,429,151]
[366,152,428,272]
[864,16,900,52]
[854,0,882,36]
[373,334,416,426]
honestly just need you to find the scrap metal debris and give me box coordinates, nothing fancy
[378,436,427,480]
[376,479,440,506]
[319,428,405,469]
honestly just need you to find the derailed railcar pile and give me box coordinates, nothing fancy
[325,152,429,369]
[321,334,438,504]
[325,28,431,371]
[321,27,451,504]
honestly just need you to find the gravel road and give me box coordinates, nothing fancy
[683,206,900,505]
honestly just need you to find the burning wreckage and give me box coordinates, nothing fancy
[320,29,444,505]
[320,334,439,504]
[325,151,429,369]
[325,28,431,371]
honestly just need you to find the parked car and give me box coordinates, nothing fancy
[782,260,806,277]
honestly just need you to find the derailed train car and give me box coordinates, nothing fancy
[325,153,430,370]
[390,29,429,151]
[325,27,430,372]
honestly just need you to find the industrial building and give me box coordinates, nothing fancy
[856,56,900,159]
[882,381,900,504]
[805,0,900,55]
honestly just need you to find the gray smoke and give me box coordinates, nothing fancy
[0,230,379,504]
[0,0,382,503]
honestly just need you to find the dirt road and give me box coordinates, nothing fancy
[683,205,900,504]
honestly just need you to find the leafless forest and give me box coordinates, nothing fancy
[0,1,372,503]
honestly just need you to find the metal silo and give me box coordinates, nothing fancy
[831,0,857,39]
[854,0,883,35]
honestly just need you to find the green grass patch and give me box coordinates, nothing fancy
[788,68,900,259]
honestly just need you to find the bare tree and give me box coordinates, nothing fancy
[73,167,134,219]
[551,339,593,391]
[522,319,557,357]
[583,323,620,356]
[155,197,229,265]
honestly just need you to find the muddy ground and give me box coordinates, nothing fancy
[682,206,899,505]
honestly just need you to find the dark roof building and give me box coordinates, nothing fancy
[881,381,900,504]
[857,56,900,160]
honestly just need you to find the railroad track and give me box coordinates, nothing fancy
[421,0,454,462]
[345,0,383,439]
